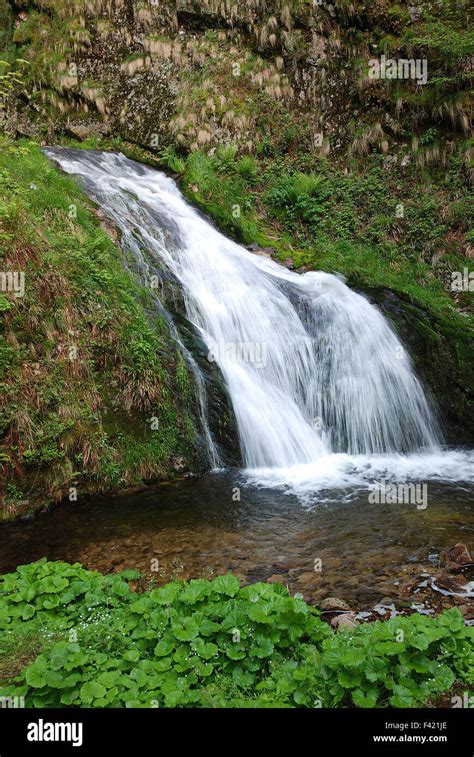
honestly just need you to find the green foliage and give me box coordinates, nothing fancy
[0,561,472,708]
[261,609,473,708]
[0,139,195,516]
[265,172,329,225]
[0,58,28,99]
[405,22,473,59]
[236,156,259,184]
[158,146,185,175]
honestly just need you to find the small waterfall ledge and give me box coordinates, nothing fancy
[45,148,474,494]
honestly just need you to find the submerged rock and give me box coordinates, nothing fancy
[440,543,472,570]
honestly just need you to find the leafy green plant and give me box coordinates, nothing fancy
[0,561,472,709]
[0,58,28,99]
[236,156,259,184]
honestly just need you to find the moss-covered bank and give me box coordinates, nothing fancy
[0,138,203,519]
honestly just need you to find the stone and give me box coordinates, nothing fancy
[331,612,358,630]
[246,244,275,258]
[65,123,96,141]
[400,154,411,169]
[432,573,469,595]
[441,543,472,569]
[408,6,422,23]
[267,574,287,584]
[383,154,397,171]
[320,597,352,612]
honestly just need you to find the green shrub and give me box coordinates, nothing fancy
[0,561,472,708]
[236,156,259,183]
[265,172,329,225]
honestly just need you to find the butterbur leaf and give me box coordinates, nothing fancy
[251,638,274,658]
[97,670,121,689]
[180,580,210,605]
[374,641,404,656]
[352,688,379,708]
[225,644,247,660]
[172,617,200,641]
[80,681,107,704]
[63,674,82,687]
[337,670,362,688]
[154,639,175,657]
[119,570,142,581]
[25,658,47,688]
[197,619,221,636]
[130,598,151,615]
[194,661,214,677]
[59,591,75,604]
[43,671,67,689]
[193,640,218,660]
[42,596,60,609]
[150,584,181,606]
[437,607,464,631]
[248,603,273,624]
[21,604,35,620]
[212,574,240,597]
[294,689,310,705]
[60,689,79,705]
[49,644,72,670]
[41,576,69,593]
[123,649,141,663]
[232,668,255,688]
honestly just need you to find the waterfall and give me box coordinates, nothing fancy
[44,149,474,492]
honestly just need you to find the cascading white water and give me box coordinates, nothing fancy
[45,149,474,493]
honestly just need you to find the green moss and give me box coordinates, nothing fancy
[0,138,196,519]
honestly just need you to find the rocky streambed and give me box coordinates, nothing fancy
[1,471,472,625]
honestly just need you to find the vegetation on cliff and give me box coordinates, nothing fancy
[0,560,472,708]
[0,138,196,519]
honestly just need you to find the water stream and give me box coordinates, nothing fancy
[8,147,469,605]
[43,148,473,500]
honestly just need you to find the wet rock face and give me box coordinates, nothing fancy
[169,309,241,468]
[125,254,240,467]
[134,249,240,467]
[360,287,474,445]
[4,0,356,152]
[6,0,180,147]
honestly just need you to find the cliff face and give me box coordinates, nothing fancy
[0,0,472,465]
[3,1,471,155]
